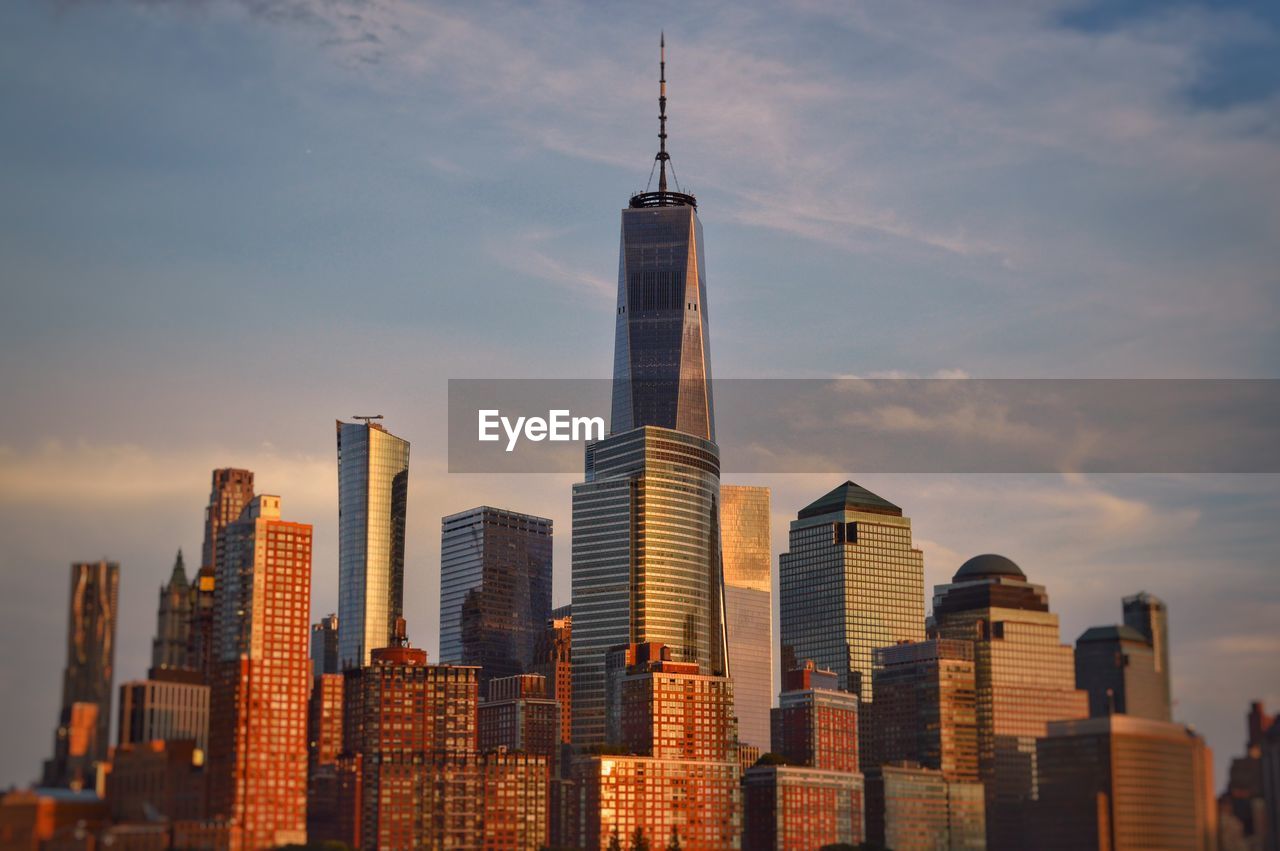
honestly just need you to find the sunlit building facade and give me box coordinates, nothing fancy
[439,506,553,694]
[720,485,773,752]
[779,480,924,699]
[118,668,209,752]
[742,764,865,851]
[772,662,862,773]
[336,419,410,671]
[864,762,986,851]
[530,606,573,745]
[207,494,312,850]
[931,553,1088,851]
[43,559,120,790]
[1075,624,1169,720]
[480,674,561,759]
[1122,591,1172,718]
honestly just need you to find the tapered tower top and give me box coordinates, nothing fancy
[631,34,696,209]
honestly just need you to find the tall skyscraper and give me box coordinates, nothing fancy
[311,612,339,676]
[43,560,120,790]
[778,480,925,699]
[1122,591,1172,716]
[864,638,980,782]
[1075,624,1170,720]
[200,468,254,575]
[931,553,1088,851]
[151,550,191,671]
[571,39,730,757]
[721,484,773,752]
[336,418,410,670]
[1035,715,1216,851]
[207,494,312,850]
[439,506,553,693]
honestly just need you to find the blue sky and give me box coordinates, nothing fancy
[1,0,1277,790]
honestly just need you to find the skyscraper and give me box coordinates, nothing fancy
[311,612,339,676]
[439,506,553,693]
[151,550,191,671]
[931,553,1088,851]
[530,606,573,746]
[1075,624,1170,720]
[207,494,312,850]
[778,480,925,699]
[43,560,119,790]
[200,468,254,576]
[336,418,410,670]
[1122,591,1172,716]
[721,484,773,752]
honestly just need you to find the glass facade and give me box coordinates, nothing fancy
[720,485,773,752]
[438,506,553,694]
[571,426,725,745]
[1075,625,1170,720]
[336,421,410,670]
[610,203,715,442]
[778,481,925,699]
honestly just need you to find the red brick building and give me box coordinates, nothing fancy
[530,607,573,746]
[106,739,206,823]
[742,763,865,850]
[771,661,861,772]
[480,674,561,759]
[482,749,550,849]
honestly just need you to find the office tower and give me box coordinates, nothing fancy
[200,468,254,575]
[864,762,986,851]
[1122,591,1171,714]
[864,638,980,782]
[742,762,866,851]
[530,606,573,745]
[106,739,206,823]
[151,550,191,671]
[207,495,311,850]
[480,674,561,758]
[336,418,410,670]
[440,506,553,693]
[779,481,924,699]
[771,662,862,772]
[341,619,485,849]
[1036,715,1216,851]
[1219,701,1276,851]
[482,750,551,850]
[42,560,120,790]
[1075,624,1170,720]
[118,668,210,751]
[186,566,217,681]
[311,613,339,676]
[573,643,741,848]
[306,671,345,843]
[720,484,773,752]
[931,553,1088,851]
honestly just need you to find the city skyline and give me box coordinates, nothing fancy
[2,0,1278,812]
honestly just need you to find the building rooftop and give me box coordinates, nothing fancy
[1077,624,1150,644]
[953,553,1025,581]
[797,480,903,519]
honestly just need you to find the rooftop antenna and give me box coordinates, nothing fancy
[353,414,384,426]
[657,32,669,195]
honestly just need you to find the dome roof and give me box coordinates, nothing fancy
[954,553,1025,581]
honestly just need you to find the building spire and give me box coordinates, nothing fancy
[657,32,669,195]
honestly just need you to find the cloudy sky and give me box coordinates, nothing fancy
[1,0,1277,790]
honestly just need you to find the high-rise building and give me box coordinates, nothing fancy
[742,762,866,851]
[306,671,345,844]
[480,674,561,759]
[721,484,773,752]
[572,643,741,848]
[151,550,192,671]
[1218,701,1275,851]
[311,613,339,676]
[864,762,986,851]
[439,506,553,694]
[482,750,551,850]
[1035,715,1216,851]
[336,419,410,671]
[530,606,573,745]
[43,560,120,790]
[118,668,210,751]
[200,468,254,576]
[771,662,862,773]
[186,565,217,681]
[779,481,924,699]
[931,553,1088,851]
[1122,591,1171,716]
[207,494,312,850]
[1075,624,1170,720]
[864,638,979,782]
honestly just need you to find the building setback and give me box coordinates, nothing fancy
[439,506,552,695]
[336,419,410,671]
[720,485,774,753]
[43,560,120,790]
[779,480,924,699]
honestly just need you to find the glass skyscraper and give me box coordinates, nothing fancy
[721,484,773,752]
[438,506,553,694]
[778,481,925,699]
[336,419,410,670]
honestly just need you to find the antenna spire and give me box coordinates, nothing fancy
[657,32,668,195]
